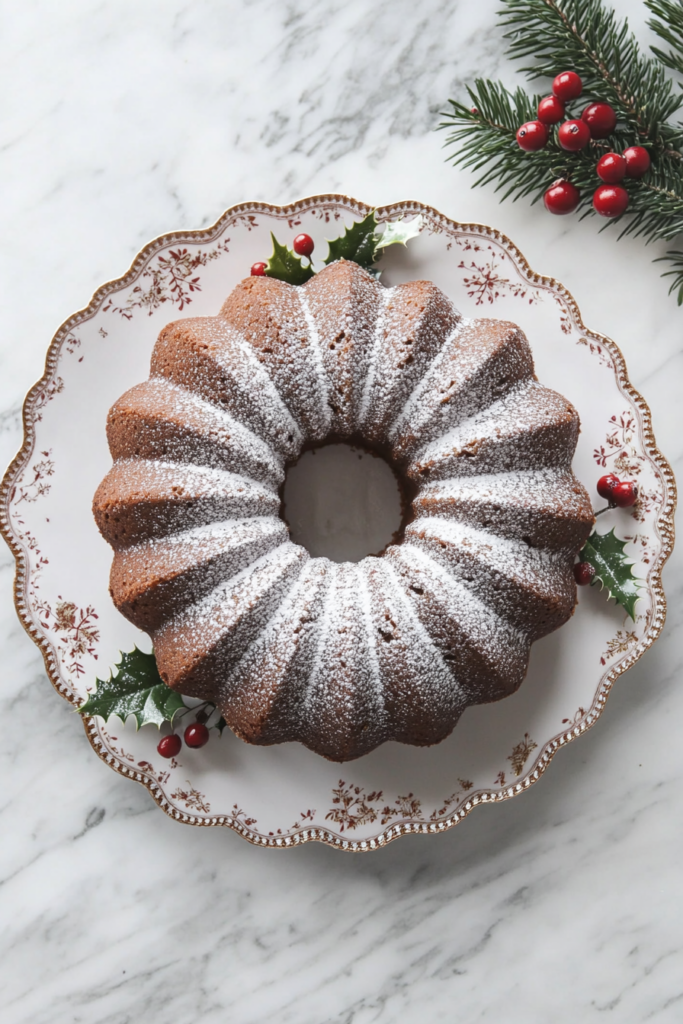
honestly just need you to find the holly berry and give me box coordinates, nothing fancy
[544,180,580,215]
[553,71,583,102]
[597,473,621,500]
[581,102,617,139]
[623,146,651,178]
[158,733,182,759]
[596,153,626,184]
[574,561,596,586]
[251,262,267,277]
[537,95,565,125]
[593,184,629,217]
[293,233,315,258]
[516,120,549,151]
[184,722,210,748]
[558,119,591,152]
[611,481,639,507]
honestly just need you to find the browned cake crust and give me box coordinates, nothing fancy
[94,259,594,762]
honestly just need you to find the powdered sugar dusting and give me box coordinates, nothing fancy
[409,380,580,482]
[302,260,384,435]
[151,315,302,459]
[362,557,467,743]
[109,377,285,487]
[95,261,592,760]
[221,558,333,741]
[405,516,575,640]
[360,281,461,442]
[415,469,593,553]
[298,290,332,436]
[357,287,391,428]
[389,318,535,463]
[387,542,530,703]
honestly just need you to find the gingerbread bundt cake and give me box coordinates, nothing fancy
[93,259,593,762]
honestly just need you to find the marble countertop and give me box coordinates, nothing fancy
[1,1,681,1021]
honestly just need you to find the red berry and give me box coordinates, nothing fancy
[558,119,591,151]
[543,180,580,215]
[597,473,621,500]
[553,71,583,102]
[516,120,549,151]
[623,146,651,178]
[251,262,267,277]
[293,233,314,258]
[611,481,638,507]
[581,102,617,139]
[537,95,565,125]
[574,561,596,586]
[184,722,210,748]
[158,733,182,759]
[596,153,626,183]
[593,184,629,217]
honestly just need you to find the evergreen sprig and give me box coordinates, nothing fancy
[647,0,683,75]
[439,0,683,302]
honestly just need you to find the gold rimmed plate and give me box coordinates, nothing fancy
[0,196,675,851]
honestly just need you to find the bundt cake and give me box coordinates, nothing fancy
[93,258,594,762]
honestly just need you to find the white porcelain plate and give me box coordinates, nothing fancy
[1,196,675,851]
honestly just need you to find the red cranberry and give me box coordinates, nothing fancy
[597,473,621,500]
[611,481,638,507]
[553,71,583,102]
[596,153,626,183]
[623,146,651,178]
[516,120,549,151]
[581,102,617,139]
[574,562,596,586]
[293,233,315,258]
[250,262,267,277]
[544,180,580,215]
[537,95,565,125]
[593,184,629,217]
[158,734,182,759]
[184,722,210,748]
[558,119,591,151]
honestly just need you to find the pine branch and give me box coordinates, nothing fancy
[501,0,683,151]
[439,0,683,303]
[655,247,683,301]
[442,81,634,205]
[646,0,683,76]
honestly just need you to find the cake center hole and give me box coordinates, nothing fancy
[282,443,404,563]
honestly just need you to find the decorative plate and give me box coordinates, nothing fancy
[0,196,675,852]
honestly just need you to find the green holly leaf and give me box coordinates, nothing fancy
[374,215,423,252]
[265,233,314,285]
[78,647,186,729]
[323,210,379,268]
[214,716,228,734]
[580,528,643,620]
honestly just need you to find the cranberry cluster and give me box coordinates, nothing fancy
[251,233,314,276]
[157,721,210,759]
[515,71,651,218]
[573,473,639,586]
[596,472,638,508]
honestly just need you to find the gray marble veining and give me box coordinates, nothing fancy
[1,1,681,1021]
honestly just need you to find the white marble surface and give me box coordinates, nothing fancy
[1,1,681,1021]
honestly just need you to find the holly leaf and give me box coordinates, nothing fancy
[78,647,186,729]
[214,716,228,734]
[374,215,423,252]
[580,528,643,620]
[323,210,379,268]
[265,233,314,285]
